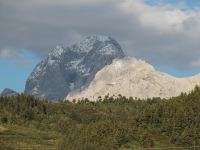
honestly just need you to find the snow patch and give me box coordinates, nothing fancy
[32,86,39,95]
[79,64,90,75]
[74,37,96,53]
[72,36,111,53]
[48,59,56,66]
[49,45,64,58]
[98,44,116,55]
[96,35,110,42]
[65,58,83,70]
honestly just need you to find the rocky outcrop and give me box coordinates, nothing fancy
[66,57,200,101]
[24,36,125,100]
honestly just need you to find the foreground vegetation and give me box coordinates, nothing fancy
[1,87,200,149]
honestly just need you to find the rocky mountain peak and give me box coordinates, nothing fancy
[49,45,64,58]
[25,35,125,100]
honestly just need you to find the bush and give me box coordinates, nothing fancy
[1,116,8,124]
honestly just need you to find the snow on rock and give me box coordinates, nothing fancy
[98,44,118,55]
[72,36,97,53]
[49,45,64,58]
[25,35,125,100]
[70,36,111,53]
[65,58,83,70]
[96,35,110,42]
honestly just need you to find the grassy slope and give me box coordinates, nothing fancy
[1,88,200,149]
[0,125,62,150]
[0,124,184,150]
[120,131,185,150]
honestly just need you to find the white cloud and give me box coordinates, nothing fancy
[0,0,200,71]
[191,59,200,68]
[0,48,37,67]
[117,0,200,70]
[6,0,110,7]
[0,49,16,58]
[120,0,200,33]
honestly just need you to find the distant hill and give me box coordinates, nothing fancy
[0,88,17,97]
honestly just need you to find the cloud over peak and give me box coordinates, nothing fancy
[0,0,200,70]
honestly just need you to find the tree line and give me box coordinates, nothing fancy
[1,87,200,149]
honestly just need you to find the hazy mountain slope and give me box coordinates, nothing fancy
[25,36,125,100]
[0,88,17,97]
[66,57,200,101]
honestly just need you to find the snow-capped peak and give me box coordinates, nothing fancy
[49,45,64,58]
[71,35,112,53]
[25,36,125,100]
[85,35,111,42]
[92,35,111,42]
[98,44,119,55]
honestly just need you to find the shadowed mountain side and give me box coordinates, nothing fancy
[25,36,125,100]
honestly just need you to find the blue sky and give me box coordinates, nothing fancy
[0,0,200,93]
[0,50,39,93]
[146,0,200,7]
[155,66,200,77]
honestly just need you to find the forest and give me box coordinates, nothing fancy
[0,87,200,150]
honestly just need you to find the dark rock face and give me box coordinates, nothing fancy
[1,88,17,96]
[24,36,125,100]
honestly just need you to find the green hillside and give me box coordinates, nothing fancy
[1,87,200,150]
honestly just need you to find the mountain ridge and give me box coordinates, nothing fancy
[23,35,200,101]
[66,57,200,101]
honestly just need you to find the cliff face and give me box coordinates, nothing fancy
[25,36,125,100]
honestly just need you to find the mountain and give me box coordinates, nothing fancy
[1,88,17,97]
[66,57,200,101]
[25,36,125,100]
